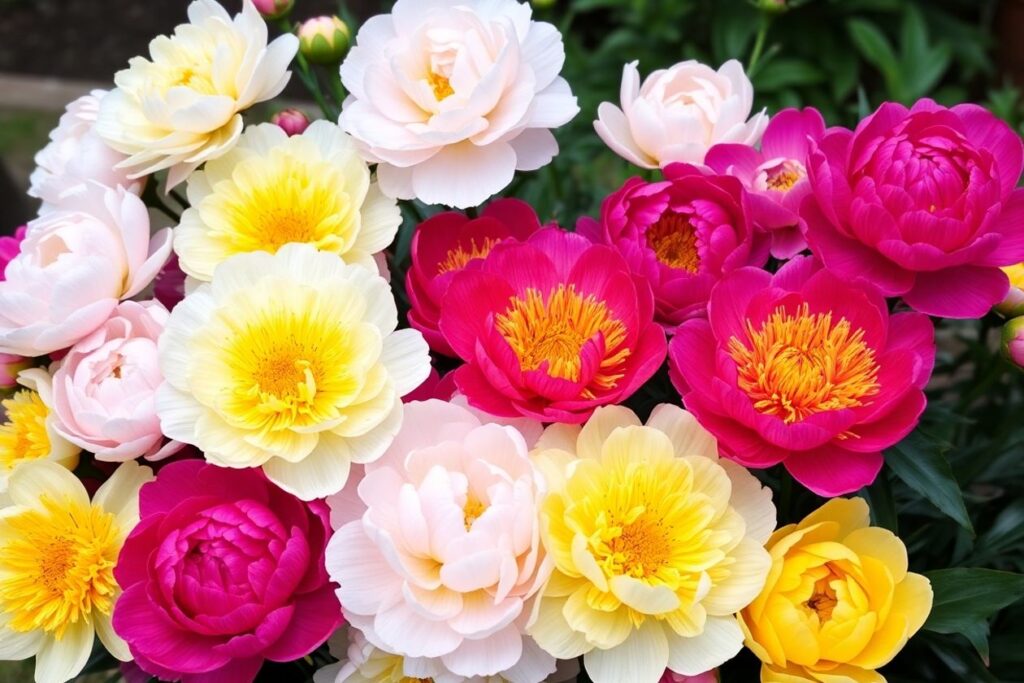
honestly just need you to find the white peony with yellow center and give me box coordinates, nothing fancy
[0,460,152,683]
[156,243,431,500]
[528,404,776,683]
[0,368,80,495]
[174,121,400,281]
[96,0,298,188]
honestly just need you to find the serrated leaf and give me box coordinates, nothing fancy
[886,430,974,534]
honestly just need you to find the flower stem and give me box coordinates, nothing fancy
[748,13,773,74]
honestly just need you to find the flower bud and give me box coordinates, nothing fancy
[660,671,719,683]
[252,0,294,20]
[531,0,557,8]
[1002,316,1024,369]
[297,16,350,65]
[0,353,30,390]
[756,0,788,12]
[997,263,1024,318]
[271,108,310,136]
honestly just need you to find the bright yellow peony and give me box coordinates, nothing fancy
[174,121,399,281]
[739,497,933,683]
[528,404,776,683]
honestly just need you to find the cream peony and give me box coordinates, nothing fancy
[338,0,579,209]
[156,243,430,500]
[51,301,180,462]
[0,185,172,357]
[595,59,768,168]
[96,0,298,188]
[29,90,142,214]
[325,399,554,681]
[175,121,400,281]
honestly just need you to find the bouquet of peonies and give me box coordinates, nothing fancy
[1,1,1023,682]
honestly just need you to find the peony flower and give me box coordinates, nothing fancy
[112,460,340,683]
[314,625,580,683]
[29,90,142,214]
[96,0,298,188]
[706,107,827,258]
[156,243,430,500]
[595,59,767,169]
[338,0,579,209]
[408,198,543,355]
[802,99,1024,318]
[0,460,152,683]
[0,185,172,357]
[578,163,767,329]
[439,228,666,423]
[152,254,187,311]
[0,226,27,279]
[175,121,400,281]
[0,368,81,492]
[740,497,933,682]
[669,256,935,497]
[997,263,1024,318]
[1002,316,1024,369]
[51,300,180,462]
[272,107,310,136]
[326,399,554,681]
[528,404,775,683]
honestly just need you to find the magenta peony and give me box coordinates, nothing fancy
[802,98,1024,318]
[578,163,767,329]
[112,460,341,682]
[0,226,26,279]
[669,256,935,496]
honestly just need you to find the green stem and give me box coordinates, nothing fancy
[748,13,772,74]
[276,18,336,119]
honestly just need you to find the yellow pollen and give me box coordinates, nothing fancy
[437,237,501,275]
[645,212,700,272]
[495,285,630,392]
[463,496,486,531]
[0,496,120,638]
[728,303,880,424]
[428,71,454,101]
[607,513,674,579]
[764,159,806,192]
[0,390,51,471]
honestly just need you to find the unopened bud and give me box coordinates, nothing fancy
[1002,317,1024,369]
[1,354,30,390]
[757,0,788,12]
[298,16,351,65]
[271,108,310,136]
[252,0,294,20]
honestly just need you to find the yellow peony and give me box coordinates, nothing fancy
[174,121,399,281]
[739,497,933,683]
[528,404,776,683]
[96,0,298,188]
[155,243,430,501]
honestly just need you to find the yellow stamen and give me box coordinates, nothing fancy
[728,303,880,423]
[0,390,51,470]
[463,496,486,531]
[437,237,501,275]
[764,159,806,192]
[495,285,629,393]
[428,72,454,101]
[645,212,700,272]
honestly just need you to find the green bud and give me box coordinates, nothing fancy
[298,16,351,65]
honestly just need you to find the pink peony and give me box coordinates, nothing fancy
[112,460,341,683]
[0,185,172,357]
[578,163,767,329]
[669,256,935,496]
[338,0,579,208]
[706,107,827,258]
[0,226,26,279]
[325,399,555,681]
[0,353,29,390]
[51,300,180,461]
[407,198,543,355]
[439,228,666,423]
[802,98,1024,318]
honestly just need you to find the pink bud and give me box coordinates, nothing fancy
[0,226,27,281]
[660,671,719,683]
[272,108,311,136]
[1003,317,1024,369]
[252,0,294,20]
[1,353,30,390]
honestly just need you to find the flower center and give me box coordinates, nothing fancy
[803,563,843,623]
[759,158,806,192]
[728,303,880,424]
[645,212,700,272]
[172,66,217,95]
[608,513,674,579]
[0,496,120,637]
[463,495,486,531]
[436,237,501,275]
[0,390,51,471]
[428,71,454,101]
[495,284,629,392]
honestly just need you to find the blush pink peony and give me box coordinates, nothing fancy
[802,98,1024,318]
[112,460,341,683]
[51,300,180,461]
[338,0,579,209]
[0,186,172,357]
[325,399,555,682]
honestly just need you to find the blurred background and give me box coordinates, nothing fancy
[2,1,1024,682]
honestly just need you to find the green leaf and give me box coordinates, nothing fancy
[847,18,902,98]
[886,430,974,534]
[899,4,929,65]
[924,568,1024,661]
[754,58,826,91]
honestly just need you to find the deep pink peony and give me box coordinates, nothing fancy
[0,226,26,280]
[578,163,767,328]
[112,460,341,683]
[669,257,935,496]
[706,107,826,258]
[802,98,1024,318]
[439,228,666,423]
[407,199,543,356]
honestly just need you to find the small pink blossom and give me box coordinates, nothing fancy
[271,108,310,136]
